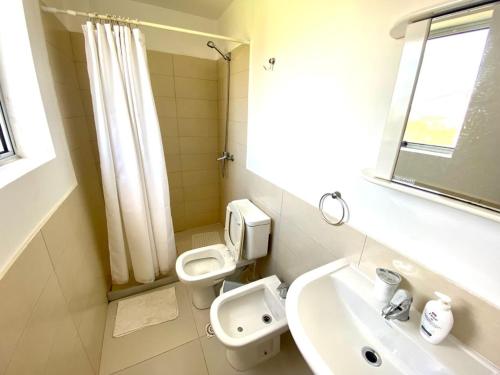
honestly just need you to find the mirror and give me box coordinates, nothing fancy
[392,3,500,212]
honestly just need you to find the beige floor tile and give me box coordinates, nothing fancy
[185,287,211,338]
[99,283,198,374]
[200,332,312,375]
[114,339,208,375]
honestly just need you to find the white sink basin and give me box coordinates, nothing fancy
[286,259,497,375]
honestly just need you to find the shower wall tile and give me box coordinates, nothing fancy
[151,74,175,97]
[154,96,177,117]
[174,77,217,99]
[176,98,218,119]
[181,153,218,171]
[178,118,217,137]
[148,51,174,76]
[165,154,182,173]
[173,55,217,80]
[229,70,249,99]
[182,170,219,187]
[162,136,180,155]
[179,137,218,154]
[70,32,86,62]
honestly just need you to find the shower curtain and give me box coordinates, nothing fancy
[82,21,176,284]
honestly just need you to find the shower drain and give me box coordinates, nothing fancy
[205,323,215,338]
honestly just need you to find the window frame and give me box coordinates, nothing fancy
[0,87,15,163]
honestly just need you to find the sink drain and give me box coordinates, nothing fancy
[262,314,272,324]
[361,346,382,367]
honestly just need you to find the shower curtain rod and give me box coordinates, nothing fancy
[40,5,249,44]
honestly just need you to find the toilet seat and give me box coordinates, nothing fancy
[176,244,237,285]
[175,201,245,286]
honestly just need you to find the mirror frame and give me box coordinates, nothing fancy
[367,0,500,223]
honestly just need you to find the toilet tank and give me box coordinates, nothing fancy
[232,199,271,260]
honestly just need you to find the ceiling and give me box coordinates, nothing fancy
[131,0,234,19]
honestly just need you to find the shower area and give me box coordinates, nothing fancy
[40,2,250,292]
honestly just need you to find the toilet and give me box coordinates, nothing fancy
[175,199,271,309]
[210,275,288,371]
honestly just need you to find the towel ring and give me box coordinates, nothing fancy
[318,191,350,226]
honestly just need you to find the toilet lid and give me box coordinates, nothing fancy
[224,202,245,261]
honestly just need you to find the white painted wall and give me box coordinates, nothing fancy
[218,0,500,307]
[44,0,228,59]
[0,0,76,277]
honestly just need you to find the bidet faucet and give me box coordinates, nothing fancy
[277,283,289,299]
[381,289,413,321]
[217,151,234,162]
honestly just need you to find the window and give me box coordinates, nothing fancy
[0,89,15,162]
[402,11,490,155]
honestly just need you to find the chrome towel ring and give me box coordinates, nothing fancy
[318,191,350,226]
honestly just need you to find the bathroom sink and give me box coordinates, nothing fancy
[286,259,496,375]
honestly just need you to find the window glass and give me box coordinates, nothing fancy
[403,27,489,149]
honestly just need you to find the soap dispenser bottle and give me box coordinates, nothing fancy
[420,292,454,344]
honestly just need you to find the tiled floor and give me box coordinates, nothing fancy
[100,283,312,375]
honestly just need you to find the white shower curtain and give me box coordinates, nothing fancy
[82,22,176,284]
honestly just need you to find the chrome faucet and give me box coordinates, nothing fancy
[277,282,289,299]
[217,151,234,162]
[381,289,413,321]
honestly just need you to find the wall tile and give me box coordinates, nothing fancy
[147,50,174,76]
[155,96,177,117]
[228,97,248,122]
[176,99,217,119]
[281,191,366,263]
[158,117,178,137]
[173,55,217,80]
[179,137,218,154]
[229,45,250,74]
[178,118,217,137]
[0,234,53,374]
[181,153,218,171]
[174,77,217,99]
[184,183,219,201]
[70,32,86,62]
[151,74,175,97]
[168,172,183,189]
[182,170,219,187]
[62,116,90,151]
[165,154,182,173]
[5,275,93,375]
[162,136,180,155]
[229,70,249,99]
[75,62,90,90]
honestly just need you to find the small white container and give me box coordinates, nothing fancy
[373,268,402,303]
[420,292,454,344]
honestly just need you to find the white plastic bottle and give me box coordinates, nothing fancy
[420,292,454,344]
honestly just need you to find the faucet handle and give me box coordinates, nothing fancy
[277,282,289,299]
[389,289,412,307]
[382,289,413,321]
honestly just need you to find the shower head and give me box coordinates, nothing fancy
[207,40,231,61]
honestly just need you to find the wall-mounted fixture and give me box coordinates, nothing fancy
[263,57,276,71]
[318,191,349,226]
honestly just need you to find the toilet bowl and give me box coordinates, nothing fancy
[210,275,288,371]
[176,199,271,309]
